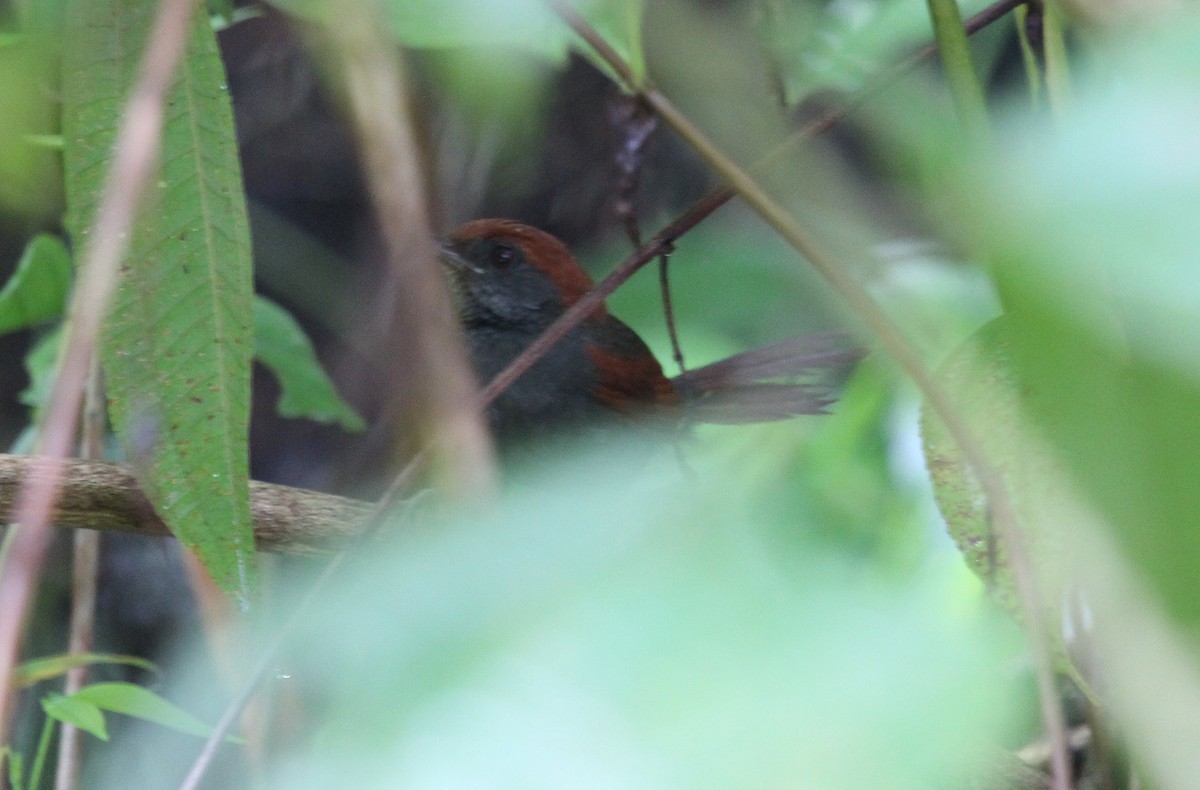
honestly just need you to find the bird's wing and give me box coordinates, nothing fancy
[584,315,681,414]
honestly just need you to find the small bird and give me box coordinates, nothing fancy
[440,218,861,447]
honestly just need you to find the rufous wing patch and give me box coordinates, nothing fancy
[586,344,680,414]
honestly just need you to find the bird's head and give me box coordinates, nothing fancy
[439,219,602,330]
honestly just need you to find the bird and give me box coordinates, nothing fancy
[439,218,862,448]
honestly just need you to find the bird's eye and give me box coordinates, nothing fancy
[489,243,517,269]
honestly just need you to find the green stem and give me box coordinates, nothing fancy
[27,712,54,790]
[1041,1,1073,116]
[925,0,991,142]
[1013,5,1043,108]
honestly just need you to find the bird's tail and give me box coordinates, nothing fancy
[670,332,864,424]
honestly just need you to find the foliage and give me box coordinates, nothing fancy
[0,0,1197,788]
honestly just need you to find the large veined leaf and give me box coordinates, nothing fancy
[61,0,256,601]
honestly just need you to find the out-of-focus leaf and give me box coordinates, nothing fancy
[579,0,645,86]
[0,746,21,790]
[0,39,62,219]
[1081,530,1200,790]
[270,441,1019,789]
[253,296,364,431]
[939,18,1200,629]
[0,235,71,335]
[19,326,60,417]
[758,0,997,105]
[270,0,566,55]
[920,316,1080,679]
[62,0,257,602]
[14,653,156,688]
[73,683,227,741]
[42,693,108,741]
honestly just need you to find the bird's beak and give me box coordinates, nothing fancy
[437,240,484,275]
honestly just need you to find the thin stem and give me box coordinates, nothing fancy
[27,711,55,790]
[925,0,992,142]
[1041,1,1073,116]
[658,252,686,373]
[550,5,1070,790]
[55,358,106,790]
[1014,4,1044,109]
[325,0,495,497]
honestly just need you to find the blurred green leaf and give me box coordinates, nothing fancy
[0,747,21,790]
[42,693,108,741]
[14,653,156,689]
[756,0,999,105]
[601,218,839,359]
[269,0,566,55]
[72,683,221,740]
[206,0,236,22]
[919,315,1085,686]
[0,235,71,336]
[939,17,1200,629]
[1082,531,1200,790]
[0,39,62,218]
[271,441,1019,789]
[19,326,60,416]
[579,0,646,86]
[62,0,257,602]
[253,296,364,431]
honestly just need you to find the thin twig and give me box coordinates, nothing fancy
[0,0,200,749]
[53,358,105,790]
[658,251,686,372]
[319,0,495,498]
[548,5,1070,790]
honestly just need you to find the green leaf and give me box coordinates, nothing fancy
[19,326,60,415]
[253,297,364,431]
[920,316,1080,679]
[42,693,108,741]
[14,653,156,688]
[274,443,1019,789]
[0,235,71,336]
[939,22,1200,630]
[581,0,646,86]
[0,39,62,218]
[273,0,567,56]
[0,746,23,790]
[62,0,257,602]
[72,683,224,740]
